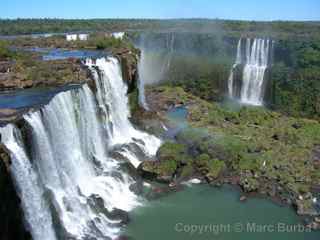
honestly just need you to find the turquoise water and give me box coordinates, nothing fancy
[0,85,79,109]
[166,106,188,129]
[24,47,105,61]
[12,47,106,61]
[126,185,320,240]
[164,106,189,139]
[41,48,105,61]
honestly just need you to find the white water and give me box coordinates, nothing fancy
[0,125,57,240]
[228,38,271,106]
[112,32,125,40]
[87,57,161,155]
[1,57,161,240]
[161,33,175,75]
[138,49,150,110]
[228,39,242,98]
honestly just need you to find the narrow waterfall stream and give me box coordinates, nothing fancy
[228,38,271,106]
[137,49,150,110]
[0,57,161,240]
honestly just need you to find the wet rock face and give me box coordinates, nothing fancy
[0,144,31,240]
[115,49,139,94]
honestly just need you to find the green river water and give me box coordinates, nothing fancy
[125,185,320,240]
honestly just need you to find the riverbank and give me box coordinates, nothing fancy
[138,85,320,230]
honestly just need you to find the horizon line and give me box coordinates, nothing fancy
[0,17,320,23]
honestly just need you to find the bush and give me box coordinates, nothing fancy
[95,37,122,50]
[0,40,13,59]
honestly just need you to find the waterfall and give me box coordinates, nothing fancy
[136,33,175,110]
[228,38,271,106]
[161,33,175,75]
[0,125,57,240]
[228,39,242,97]
[87,57,161,155]
[138,49,150,110]
[0,57,161,240]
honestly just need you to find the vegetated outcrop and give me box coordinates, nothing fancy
[0,144,31,240]
[0,58,89,90]
[0,34,140,92]
[142,85,320,229]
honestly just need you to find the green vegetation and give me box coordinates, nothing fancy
[95,36,122,49]
[162,55,231,102]
[0,40,14,59]
[1,19,319,40]
[148,86,320,198]
[196,153,226,180]
[140,142,190,181]
[271,39,320,119]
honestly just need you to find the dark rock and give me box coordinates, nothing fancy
[308,220,320,230]
[146,185,183,200]
[108,208,130,225]
[137,162,158,181]
[292,123,302,129]
[87,195,129,225]
[272,134,279,140]
[296,199,319,216]
[129,182,143,195]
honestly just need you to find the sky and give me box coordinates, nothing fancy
[1,0,320,21]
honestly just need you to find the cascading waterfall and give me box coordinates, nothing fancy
[228,38,271,106]
[0,125,57,240]
[86,57,161,155]
[0,57,161,240]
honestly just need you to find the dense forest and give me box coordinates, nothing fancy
[0,18,320,40]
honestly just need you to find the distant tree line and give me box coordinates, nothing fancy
[0,19,319,40]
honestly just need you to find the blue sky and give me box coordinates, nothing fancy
[1,0,320,21]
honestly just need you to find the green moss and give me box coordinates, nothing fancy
[180,164,194,178]
[240,175,260,192]
[207,160,226,179]
[0,40,14,59]
[238,154,261,172]
[141,160,177,177]
[157,142,188,162]
[156,159,178,176]
[141,142,190,179]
